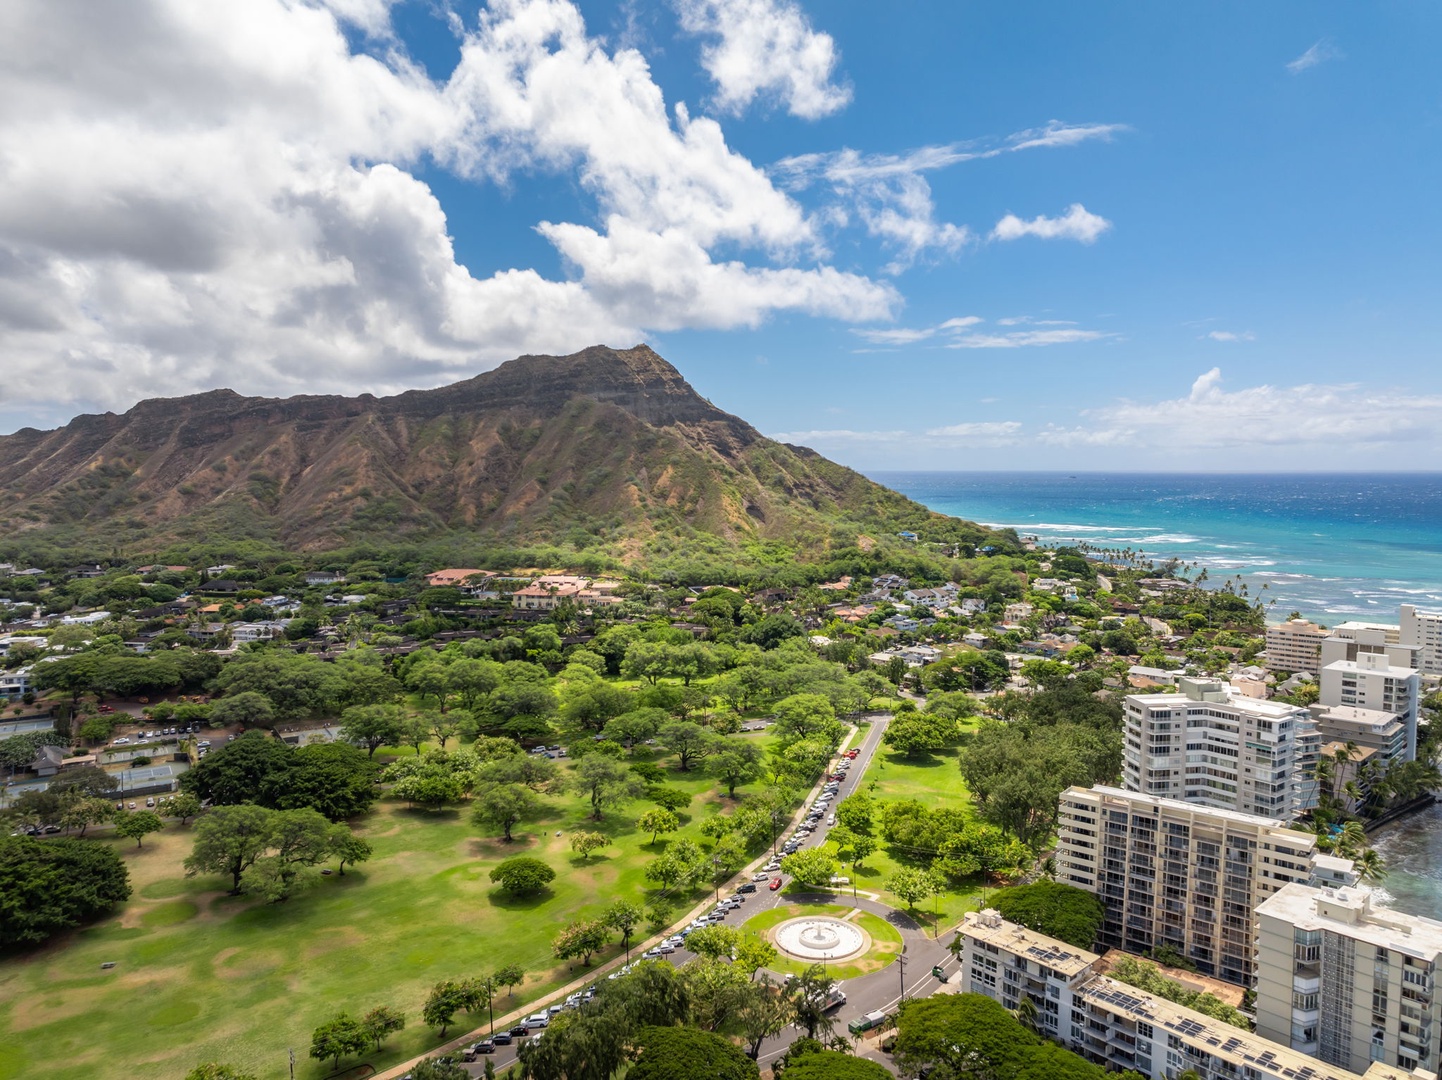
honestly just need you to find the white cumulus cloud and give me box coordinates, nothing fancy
[775,123,1122,270]
[991,204,1112,244]
[0,0,896,420]
[1205,330,1256,342]
[673,0,851,118]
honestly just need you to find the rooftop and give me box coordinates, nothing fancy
[958,909,1099,978]
[1258,883,1442,962]
[1077,974,1363,1080]
[1068,785,1320,839]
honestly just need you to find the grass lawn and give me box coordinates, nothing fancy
[737,902,902,980]
[831,735,985,934]
[0,744,789,1080]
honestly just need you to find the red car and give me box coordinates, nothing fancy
[846,749,860,759]
[769,877,783,891]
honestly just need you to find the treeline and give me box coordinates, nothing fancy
[894,993,1142,1080]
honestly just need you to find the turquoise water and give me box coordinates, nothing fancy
[873,471,1442,912]
[873,472,1442,626]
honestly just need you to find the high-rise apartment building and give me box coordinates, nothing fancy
[1401,604,1442,678]
[1266,617,1330,674]
[955,909,1426,1080]
[1055,785,1326,986]
[1123,677,1311,820]
[1257,882,1442,1077]
[1318,646,1420,763]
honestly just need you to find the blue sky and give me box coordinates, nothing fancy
[1,1,1440,471]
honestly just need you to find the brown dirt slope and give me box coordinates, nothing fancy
[0,344,1008,554]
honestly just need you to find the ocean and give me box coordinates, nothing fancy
[873,471,1442,914]
[873,472,1442,627]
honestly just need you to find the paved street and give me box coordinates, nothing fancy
[429,709,964,1078]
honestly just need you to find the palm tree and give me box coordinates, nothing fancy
[1355,848,1388,883]
[1338,821,1368,860]
[1014,994,1040,1033]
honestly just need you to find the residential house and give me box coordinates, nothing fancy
[304,571,346,586]
[0,666,30,700]
[425,569,492,588]
[231,621,290,643]
[1004,601,1035,623]
[513,583,583,611]
[960,598,986,616]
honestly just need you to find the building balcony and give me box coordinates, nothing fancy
[1293,975,1321,995]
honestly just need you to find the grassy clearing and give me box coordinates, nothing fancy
[833,738,984,933]
[738,902,902,980]
[0,745,787,1080]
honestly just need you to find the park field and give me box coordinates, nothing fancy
[827,723,985,931]
[0,744,780,1080]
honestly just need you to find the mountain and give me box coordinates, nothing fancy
[0,345,1010,557]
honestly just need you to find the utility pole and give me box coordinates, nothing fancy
[897,946,907,1002]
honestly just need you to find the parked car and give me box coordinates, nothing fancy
[493,1031,514,1045]
[508,1024,528,1038]
[737,882,757,893]
[769,877,783,891]
[113,737,131,746]
[752,872,770,881]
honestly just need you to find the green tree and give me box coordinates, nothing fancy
[58,796,116,837]
[604,899,644,959]
[781,1051,891,1079]
[709,740,765,797]
[242,808,335,901]
[209,691,277,731]
[280,742,379,821]
[472,782,543,842]
[309,1013,369,1070]
[686,924,741,960]
[183,804,275,894]
[183,1065,258,1080]
[422,980,468,1037]
[771,693,838,742]
[113,808,164,848]
[493,963,525,999]
[569,830,609,860]
[991,881,1105,949]
[180,731,294,807]
[0,836,131,945]
[409,1057,470,1080]
[392,769,465,810]
[887,866,938,911]
[568,754,646,820]
[339,703,406,757]
[329,828,373,876]
[637,807,680,846]
[359,1005,405,1051]
[489,856,556,895]
[160,791,202,825]
[780,848,840,887]
[736,979,792,1060]
[834,792,874,836]
[786,965,838,1041]
[657,720,714,772]
[553,918,610,966]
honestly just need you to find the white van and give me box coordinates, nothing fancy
[525,1012,550,1029]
